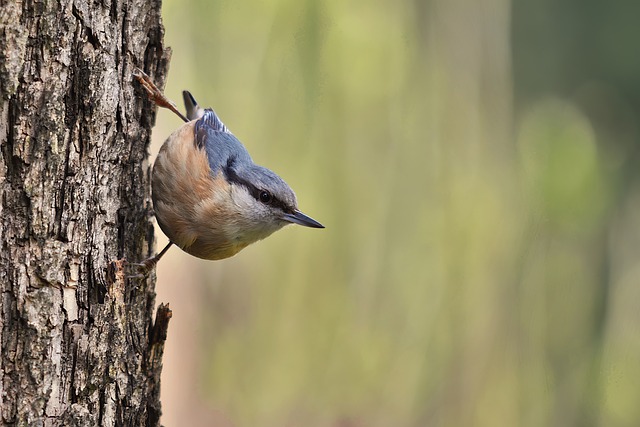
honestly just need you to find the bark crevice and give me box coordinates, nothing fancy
[0,0,171,425]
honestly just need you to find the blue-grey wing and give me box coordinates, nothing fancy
[200,107,230,134]
[194,109,252,175]
[194,110,297,207]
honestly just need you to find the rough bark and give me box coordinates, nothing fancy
[0,0,171,425]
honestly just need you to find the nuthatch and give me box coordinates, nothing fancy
[134,70,323,269]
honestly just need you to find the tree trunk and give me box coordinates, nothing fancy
[0,0,171,425]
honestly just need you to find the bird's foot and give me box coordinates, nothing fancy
[133,68,188,122]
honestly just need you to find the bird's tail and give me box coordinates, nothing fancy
[182,90,206,121]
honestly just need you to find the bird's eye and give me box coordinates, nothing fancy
[259,191,272,203]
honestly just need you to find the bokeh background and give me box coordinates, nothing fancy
[151,0,640,426]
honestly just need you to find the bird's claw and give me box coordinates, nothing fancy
[133,68,188,122]
[120,258,158,280]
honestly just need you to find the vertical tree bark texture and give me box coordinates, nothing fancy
[0,0,171,425]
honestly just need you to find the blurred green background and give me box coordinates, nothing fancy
[152,0,640,426]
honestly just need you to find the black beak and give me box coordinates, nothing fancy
[283,210,324,228]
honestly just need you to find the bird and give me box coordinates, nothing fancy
[133,69,323,271]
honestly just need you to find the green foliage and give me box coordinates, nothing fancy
[158,0,640,425]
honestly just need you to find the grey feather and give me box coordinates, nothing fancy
[195,110,252,173]
[194,110,298,211]
[200,107,230,134]
[227,161,298,210]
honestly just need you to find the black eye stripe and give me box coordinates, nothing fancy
[259,191,272,203]
[223,161,292,212]
[254,189,289,212]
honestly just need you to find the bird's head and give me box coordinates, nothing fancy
[223,159,324,245]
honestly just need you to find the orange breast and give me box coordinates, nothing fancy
[151,122,245,260]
